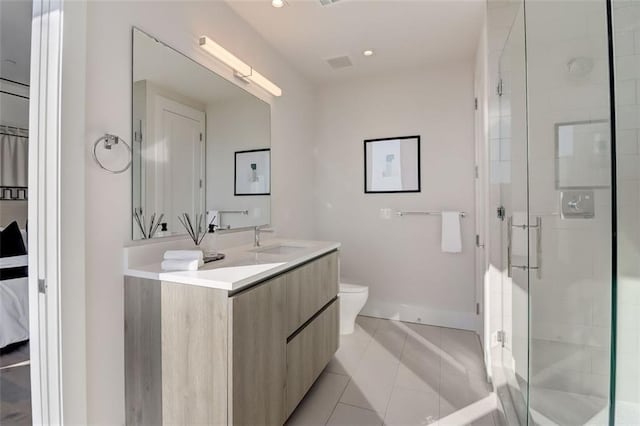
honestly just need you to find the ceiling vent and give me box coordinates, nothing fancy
[326,55,352,69]
[319,0,341,5]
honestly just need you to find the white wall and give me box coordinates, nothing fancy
[207,97,271,229]
[83,1,316,423]
[313,63,478,330]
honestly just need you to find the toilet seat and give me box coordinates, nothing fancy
[339,283,367,294]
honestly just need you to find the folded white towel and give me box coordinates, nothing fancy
[163,250,204,261]
[161,259,203,271]
[441,211,462,253]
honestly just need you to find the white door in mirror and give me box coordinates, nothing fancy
[153,95,205,235]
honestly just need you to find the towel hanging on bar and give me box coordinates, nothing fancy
[441,211,463,253]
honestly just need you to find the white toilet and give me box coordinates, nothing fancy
[338,283,369,335]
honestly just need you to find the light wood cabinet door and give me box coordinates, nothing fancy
[285,299,339,417]
[286,251,339,336]
[161,282,229,426]
[229,275,287,425]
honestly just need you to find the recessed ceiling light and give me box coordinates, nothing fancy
[363,50,374,57]
[272,0,285,8]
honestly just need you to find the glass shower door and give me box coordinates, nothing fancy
[525,1,613,424]
[490,0,615,423]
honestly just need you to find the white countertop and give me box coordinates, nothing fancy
[124,239,340,292]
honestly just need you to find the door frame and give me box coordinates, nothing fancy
[29,0,88,423]
[474,18,490,377]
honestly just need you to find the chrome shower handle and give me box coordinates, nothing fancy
[506,216,527,277]
[507,215,542,279]
[534,216,542,279]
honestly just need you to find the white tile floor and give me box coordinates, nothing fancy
[286,316,499,426]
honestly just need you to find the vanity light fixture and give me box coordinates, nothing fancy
[363,49,374,57]
[272,0,285,8]
[198,35,282,97]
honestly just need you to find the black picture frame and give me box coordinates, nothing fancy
[234,148,271,196]
[364,135,421,193]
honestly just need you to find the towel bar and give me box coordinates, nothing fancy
[396,211,467,218]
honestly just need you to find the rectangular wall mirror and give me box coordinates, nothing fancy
[131,28,271,240]
[555,120,610,189]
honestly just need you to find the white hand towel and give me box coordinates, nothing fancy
[441,211,462,253]
[161,259,203,271]
[163,250,204,261]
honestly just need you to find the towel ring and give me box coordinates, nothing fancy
[92,134,132,174]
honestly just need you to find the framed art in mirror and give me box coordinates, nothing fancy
[364,135,421,193]
[234,149,271,196]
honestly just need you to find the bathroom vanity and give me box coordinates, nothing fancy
[123,240,339,425]
[125,27,335,425]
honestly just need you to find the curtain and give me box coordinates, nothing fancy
[0,133,28,188]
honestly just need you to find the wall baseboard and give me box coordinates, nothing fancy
[360,299,479,332]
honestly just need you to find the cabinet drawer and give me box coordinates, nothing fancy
[285,298,339,418]
[285,251,338,336]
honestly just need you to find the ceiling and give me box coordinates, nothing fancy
[0,0,32,85]
[226,0,485,84]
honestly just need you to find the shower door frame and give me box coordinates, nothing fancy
[605,0,618,424]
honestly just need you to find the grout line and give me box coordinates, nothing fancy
[325,380,352,425]
[338,401,378,412]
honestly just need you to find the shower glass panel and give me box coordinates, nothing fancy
[494,2,530,424]
[489,0,615,424]
[526,1,612,424]
[611,0,640,422]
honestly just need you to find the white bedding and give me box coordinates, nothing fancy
[0,277,29,348]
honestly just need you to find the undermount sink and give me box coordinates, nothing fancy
[250,244,307,255]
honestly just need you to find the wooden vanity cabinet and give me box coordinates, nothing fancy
[228,274,286,425]
[125,250,339,425]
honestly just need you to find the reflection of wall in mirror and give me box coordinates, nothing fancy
[207,97,271,229]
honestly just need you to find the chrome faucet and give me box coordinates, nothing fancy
[254,225,274,247]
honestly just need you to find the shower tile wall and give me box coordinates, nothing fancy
[525,1,612,408]
[613,0,640,409]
